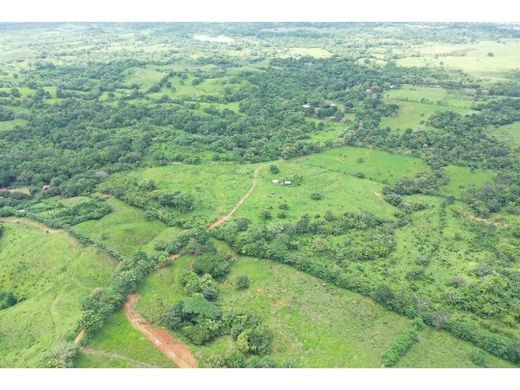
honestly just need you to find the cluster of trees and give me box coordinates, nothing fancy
[202,353,291,368]
[215,211,396,264]
[99,177,195,226]
[41,341,79,368]
[465,171,520,216]
[162,296,224,345]
[78,251,155,337]
[0,291,18,311]
[381,319,422,367]
[26,198,112,228]
[162,298,273,354]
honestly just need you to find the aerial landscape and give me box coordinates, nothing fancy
[1,22,520,368]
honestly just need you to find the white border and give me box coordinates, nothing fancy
[0,0,518,22]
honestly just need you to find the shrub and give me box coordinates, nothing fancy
[310,192,322,200]
[381,328,417,367]
[235,275,250,290]
[0,291,17,310]
[277,210,288,219]
[237,326,273,355]
[42,341,79,368]
[260,209,272,220]
[469,349,487,367]
[269,165,280,174]
[193,253,231,281]
[163,297,224,344]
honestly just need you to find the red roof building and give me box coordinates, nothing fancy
[42,184,50,191]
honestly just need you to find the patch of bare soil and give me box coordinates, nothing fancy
[124,294,198,368]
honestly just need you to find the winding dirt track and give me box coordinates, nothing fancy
[124,294,198,368]
[74,165,265,367]
[207,164,265,230]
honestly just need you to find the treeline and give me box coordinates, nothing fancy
[25,198,111,228]
[99,177,196,227]
[78,251,156,338]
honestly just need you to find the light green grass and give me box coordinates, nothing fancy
[105,162,258,225]
[397,328,515,368]
[0,119,28,133]
[288,47,332,58]
[235,159,397,223]
[381,87,475,132]
[397,40,520,81]
[0,219,115,367]
[74,197,180,257]
[492,121,520,148]
[440,165,495,199]
[152,76,228,99]
[77,311,176,368]
[301,146,428,184]
[125,67,165,90]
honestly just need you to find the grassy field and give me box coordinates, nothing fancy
[0,119,28,133]
[396,327,515,368]
[288,47,332,58]
[492,121,520,149]
[439,165,495,199]
[73,197,181,257]
[131,251,513,367]
[396,40,520,81]
[0,219,115,367]
[381,86,476,132]
[125,67,165,90]
[102,162,259,226]
[234,158,398,224]
[301,146,428,184]
[75,311,176,368]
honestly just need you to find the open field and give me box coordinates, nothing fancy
[100,162,259,226]
[75,311,176,368]
[381,86,476,132]
[396,40,520,81]
[73,197,181,257]
[0,219,115,367]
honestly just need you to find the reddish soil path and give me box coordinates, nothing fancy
[208,164,265,230]
[123,294,198,368]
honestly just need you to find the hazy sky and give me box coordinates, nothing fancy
[1,0,518,22]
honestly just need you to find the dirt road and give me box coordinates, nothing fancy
[208,164,265,230]
[124,294,198,368]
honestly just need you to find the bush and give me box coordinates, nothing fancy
[260,209,272,220]
[0,291,17,310]
[237,326,273,356]
[235,275,250,290]
[193,253,231,281]
[269,165,280,174]
[381,328,418,367]
[277,210,288,219]
[163,297,224,344]
[181,272,219,301]
[469,349,487,367]
[42,341,79,368]
[310,192,322,200]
